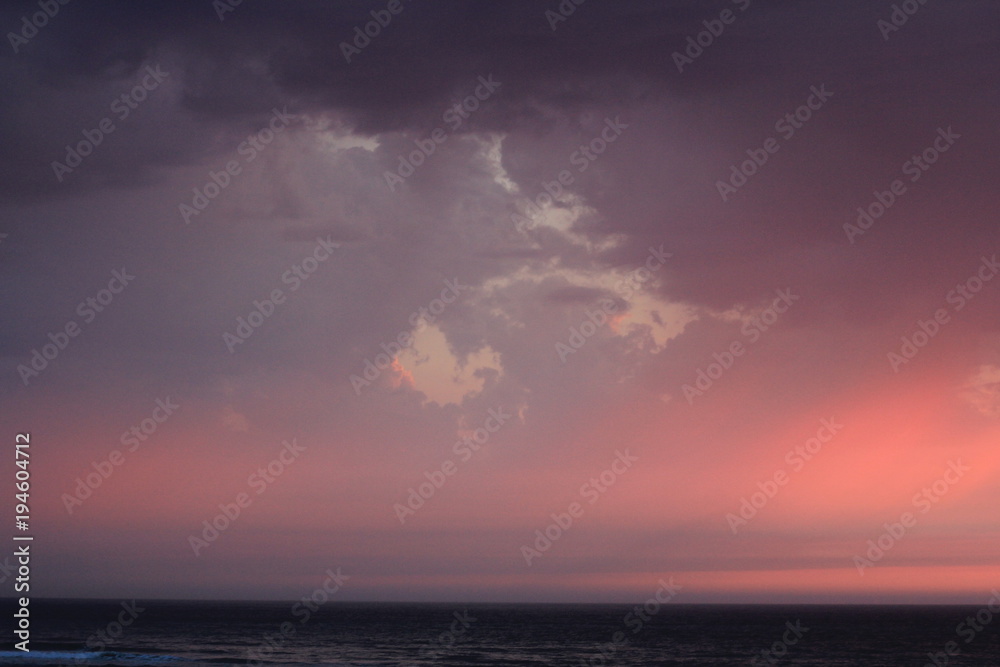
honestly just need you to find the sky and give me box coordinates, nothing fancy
[1,0,998,604]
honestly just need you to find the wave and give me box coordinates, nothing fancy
[0,650,189,665]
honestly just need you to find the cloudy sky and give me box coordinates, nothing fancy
[2,0,998,603]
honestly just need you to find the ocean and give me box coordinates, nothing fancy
[2,600,999,666]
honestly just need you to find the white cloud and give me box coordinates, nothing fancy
[959,364,1000,417]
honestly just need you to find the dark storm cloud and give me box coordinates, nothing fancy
[1,0,996,355]
[3,0,992,201]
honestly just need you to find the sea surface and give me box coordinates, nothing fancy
[2,600,999,666]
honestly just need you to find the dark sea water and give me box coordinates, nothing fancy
[2,600,999,666]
